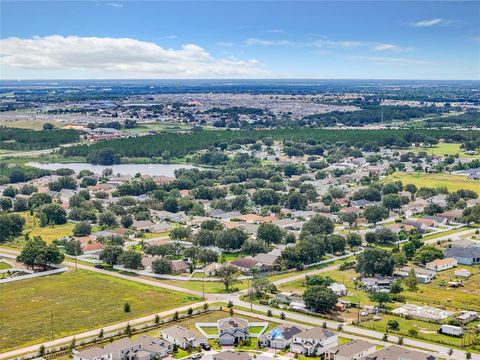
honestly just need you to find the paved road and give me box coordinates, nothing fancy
[423,228,475,245]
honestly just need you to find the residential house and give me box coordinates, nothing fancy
[160,325,207,349]
[258,324,304,349]
[444,245,480,265]
[213,351,252,360]
[131,220,156,232]
[454,268,471,277]
[204,262,221,276]
[73,347,112,360]
[229,258,259,273]
[425,258,457,272]
[328,283,347,296]
[250,253,280,271]
[170,260,191,274]
[325,339,376,360]
[104,338,142,360]
[362,345,437,360]
[360,277,394,289]
[290,327,338,356]
[217,317,250,345]
[456,311,478,324]
[438,210,463,223]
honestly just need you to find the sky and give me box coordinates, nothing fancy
[1,1,479,80]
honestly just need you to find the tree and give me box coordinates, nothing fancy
[66,240,82,256]
[124,302,131,312]
[73,221,91,237]
[170,226,192,241]
[218,265,240,292]
[121,214,133,228]
[119,250,142,269]
[356,248,394,276]
[404,268,418,291]
[43,123,55,130]
[388,319,400,330]
[29,193,52,208]
[413,245,443,265]
[303,286,338,313]
[257,223,283,245]
[346,232,363,247]
[17,236,64,270]
[363,205,389,225]
[369,292,393,307]
[382,194,403,210]
[14,197,29,212]
[99,245,123,265]
[40,203,67,225]
[286,192,307,210]
[252,276,273,296]
[98,210,117,228]
[152,258,172,274]
[216,228,248,250]
[0,213,25,242]
[340,212,358,227]
[300,214,334,238]
[0,197,12,211]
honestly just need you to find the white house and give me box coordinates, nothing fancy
[328,283,347,296]
[325,339,376,360]
[217,317,250,345]
[160,325,207,349]
[425,258,457,272]
[258,324,304,349]
[454,268,471,277]
[290,327,338,356]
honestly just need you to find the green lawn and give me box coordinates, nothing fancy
[0,261,12,270]
[249,325,266,334]
[386,172,480,194]
[156,278,249,294]
[422,227,470,241]
[0,269,200,351]
[359,314,471,349]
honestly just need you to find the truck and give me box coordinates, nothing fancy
[440,324,463,337]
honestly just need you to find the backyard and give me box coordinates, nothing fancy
[0,269,200,351]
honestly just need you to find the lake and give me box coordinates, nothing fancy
[28,162,200,177]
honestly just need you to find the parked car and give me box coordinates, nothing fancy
[201,343,211,351]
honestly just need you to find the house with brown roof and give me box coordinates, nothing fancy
[170,260,191,274]
[361,345,436,360]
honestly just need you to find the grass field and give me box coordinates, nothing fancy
[0,269,200,351]
[359,314,468,348]
[0,119,74,130]
[410,142,479,158]
[403,265,480,312]
[5,211,76,248]
[150,278,249,293]
[0,261,12,270]
[386,172,480,194]
[422,227,469,241]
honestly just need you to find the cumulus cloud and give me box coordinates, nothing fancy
[0,35,267,78]
[411,18,453,27]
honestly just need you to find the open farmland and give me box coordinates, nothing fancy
[0,269,200,351]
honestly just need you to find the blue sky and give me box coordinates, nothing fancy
[1,1,479,80]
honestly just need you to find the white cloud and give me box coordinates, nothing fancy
[105,3,123,8]
[0,35,267,79]
[470,36,480,43]
[262,29,284,33]
[411,18,453,27]
[216,42,234,47]
[245,38,294,47]
[349,55,434,66]
[372,43,413,52]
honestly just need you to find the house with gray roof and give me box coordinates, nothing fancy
[213,351,252,360]
[360,345,436,360]
[160,325,206,349]
[290,327,338,356]
[325,339,376,360]
[445,245,480,265]
[258,324,304,349]
[217,317,250,345]
[73,347,112,360]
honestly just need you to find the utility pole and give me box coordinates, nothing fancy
[202,275,205,301]
[50,309,54,340]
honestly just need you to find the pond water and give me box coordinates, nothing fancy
[28,162,199,177]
